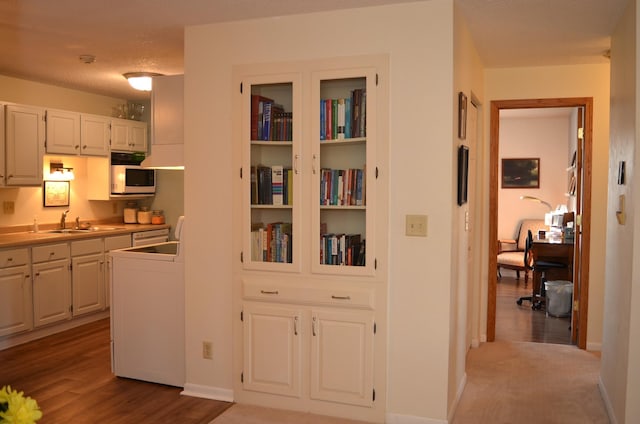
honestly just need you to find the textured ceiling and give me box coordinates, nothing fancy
[0,0,629,101]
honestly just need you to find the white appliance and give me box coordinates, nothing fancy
[110,216,185,387]
[131,227,170,246]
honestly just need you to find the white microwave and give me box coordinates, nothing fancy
[111,165,156,195]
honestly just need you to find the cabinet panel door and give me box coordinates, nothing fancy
[33,259,71,327]
[46,109,80,155]
[5,104,44,186]
[80,114,110,156]
[310,308,374,407]
[72,253,105,316]
[110,119,130,150]
[129,121,148,152]
[242,303,302,397]
[0,265,32,337]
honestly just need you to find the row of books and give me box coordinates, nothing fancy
[251,222,292,263]
[251,165,293,205]
[320,88,366,141]
[320,234,365,266]
[320,168,365,206]
[251,94,293,141]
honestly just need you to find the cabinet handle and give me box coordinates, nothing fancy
[294,154,300,175]
[331,295,351,300]
[260,290,279,295]
[294,316,298,336]
[312,154,317,174]
[75,145,80,150]
[35,272,40,277]
[7,257,13,262]
[312,316,317,336]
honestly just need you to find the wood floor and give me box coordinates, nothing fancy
[0,318,232,424]
[496,275,572,344]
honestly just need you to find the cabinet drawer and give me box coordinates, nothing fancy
[32,243,70,263]
[71,238,103,256]
[243,280,375,309]
[0,248,29,267]
[104,234,132,251]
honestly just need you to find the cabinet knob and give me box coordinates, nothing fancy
[75,145,80,150]
[7,257,13,262]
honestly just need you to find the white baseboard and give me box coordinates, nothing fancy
[480,334,487,343]
[598,376,618,424]
[181,383,234,403]
[448,372,467,423]
[587,341,602,351]
[385,412,447,424]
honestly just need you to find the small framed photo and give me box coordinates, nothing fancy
[43,181,70,207]
[457,145,469,205]
[501,158,540,189]
[458,92,468,140]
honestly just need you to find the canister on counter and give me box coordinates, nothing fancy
[137,206,152,224]
[124,202,138,224]
[151,210,165,225]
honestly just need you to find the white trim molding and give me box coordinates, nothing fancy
[181,383,234,402]
[385,413,447,424]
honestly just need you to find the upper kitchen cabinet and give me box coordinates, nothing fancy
[142,74,184,168]
[110,118,147,153]
[5,104,44,186]
[45,109,109,157]
[0,104,5,186]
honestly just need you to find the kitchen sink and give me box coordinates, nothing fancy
[42,226,125,234]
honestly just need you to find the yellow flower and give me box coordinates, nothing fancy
[0,386,42,424]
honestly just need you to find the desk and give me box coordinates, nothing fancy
[531,239,574,301]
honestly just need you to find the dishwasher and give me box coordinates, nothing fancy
[131,227,170,246]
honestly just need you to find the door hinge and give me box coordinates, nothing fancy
[375,73,379,86]
[375,166,379,179]
[240,82,243,93]
[374,258,377,269]
[373,388,376,401]
[240,167,243,178]
[69,305,73,313]
[373,322,377,334]
[578,127,584,140]
[44,112,48,122]
[573,300,579,312]
[240,251,244,263]
[240,311,244,321]
[69,263,73,271]
[241,372,244,383]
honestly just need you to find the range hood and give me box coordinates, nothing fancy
[141,144,184,169]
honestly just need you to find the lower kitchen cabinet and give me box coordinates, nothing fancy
[32,243,71,327]
[241,301,375,408]
[0,248,32,337]
[71,239,105,317]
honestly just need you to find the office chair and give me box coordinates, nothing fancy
[516,230,567,310]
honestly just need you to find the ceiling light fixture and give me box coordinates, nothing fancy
[123,72,163,91]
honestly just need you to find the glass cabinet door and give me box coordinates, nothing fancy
[311,68,377,276]
[242,74,301,271]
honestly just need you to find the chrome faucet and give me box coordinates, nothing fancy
[60,209,70,229]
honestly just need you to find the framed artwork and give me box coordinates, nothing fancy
[458,92,467,140]
[457,145,469,205]
[501,158,540,188]
[43,181,70,207]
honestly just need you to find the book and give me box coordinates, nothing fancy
[272,165,284,205]
[257,165,272,204]
[250,166,258,204]
[251,94,273,141]
[337,98,345,139]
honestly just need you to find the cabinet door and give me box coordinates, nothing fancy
[5,104,44,186]
[80,114,110,156]
[129,121,148,152]
[0,265,32,337]
[45,109,81,155]
[241,74,302,271]
[110,119,130,151]
[72,252,105,316]
[242,302,303,397]
[310,308,374,407]
[0,104,5,187]
[311,69,378,276]
[33,259,71,327]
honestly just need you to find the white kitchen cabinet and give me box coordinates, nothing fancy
[45,109,81,155]
[0,248,32,337]
[242,302,303,398]
[32,243,71,327]
[104,234,132,308]
[111,118,147,152]
[80,114,110,156]
[5,104,45,186]
[0,104,6,186]
[71,238,105,316]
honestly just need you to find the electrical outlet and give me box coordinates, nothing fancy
[3,201,15,214]
[202,341,213,359]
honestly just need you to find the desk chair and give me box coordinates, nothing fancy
[516,230,567,310]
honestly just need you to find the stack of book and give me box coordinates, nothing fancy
[251,165,294,205]
[319,234,365,266]
[320,168,365,206]
[251,94,292,141]
[320,88,366,141]
[251,222,292,263]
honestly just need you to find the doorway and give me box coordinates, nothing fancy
[487,98,593,349]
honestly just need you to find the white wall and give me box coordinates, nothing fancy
[599,0,640,422]
[184,1,458,422]
[484,64,610,349]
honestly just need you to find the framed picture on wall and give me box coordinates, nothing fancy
[43,181,70,207]
[501,158,540,188]
[457,145,469,205]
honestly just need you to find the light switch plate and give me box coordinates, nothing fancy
[406,214,428,237]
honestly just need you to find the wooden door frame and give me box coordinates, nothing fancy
[487,97,592,349]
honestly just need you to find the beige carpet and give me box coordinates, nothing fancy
[212,341,609,424]
[452,341,609,424]
[210,404,370,424]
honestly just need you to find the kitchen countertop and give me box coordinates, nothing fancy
[0,223,171,249]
